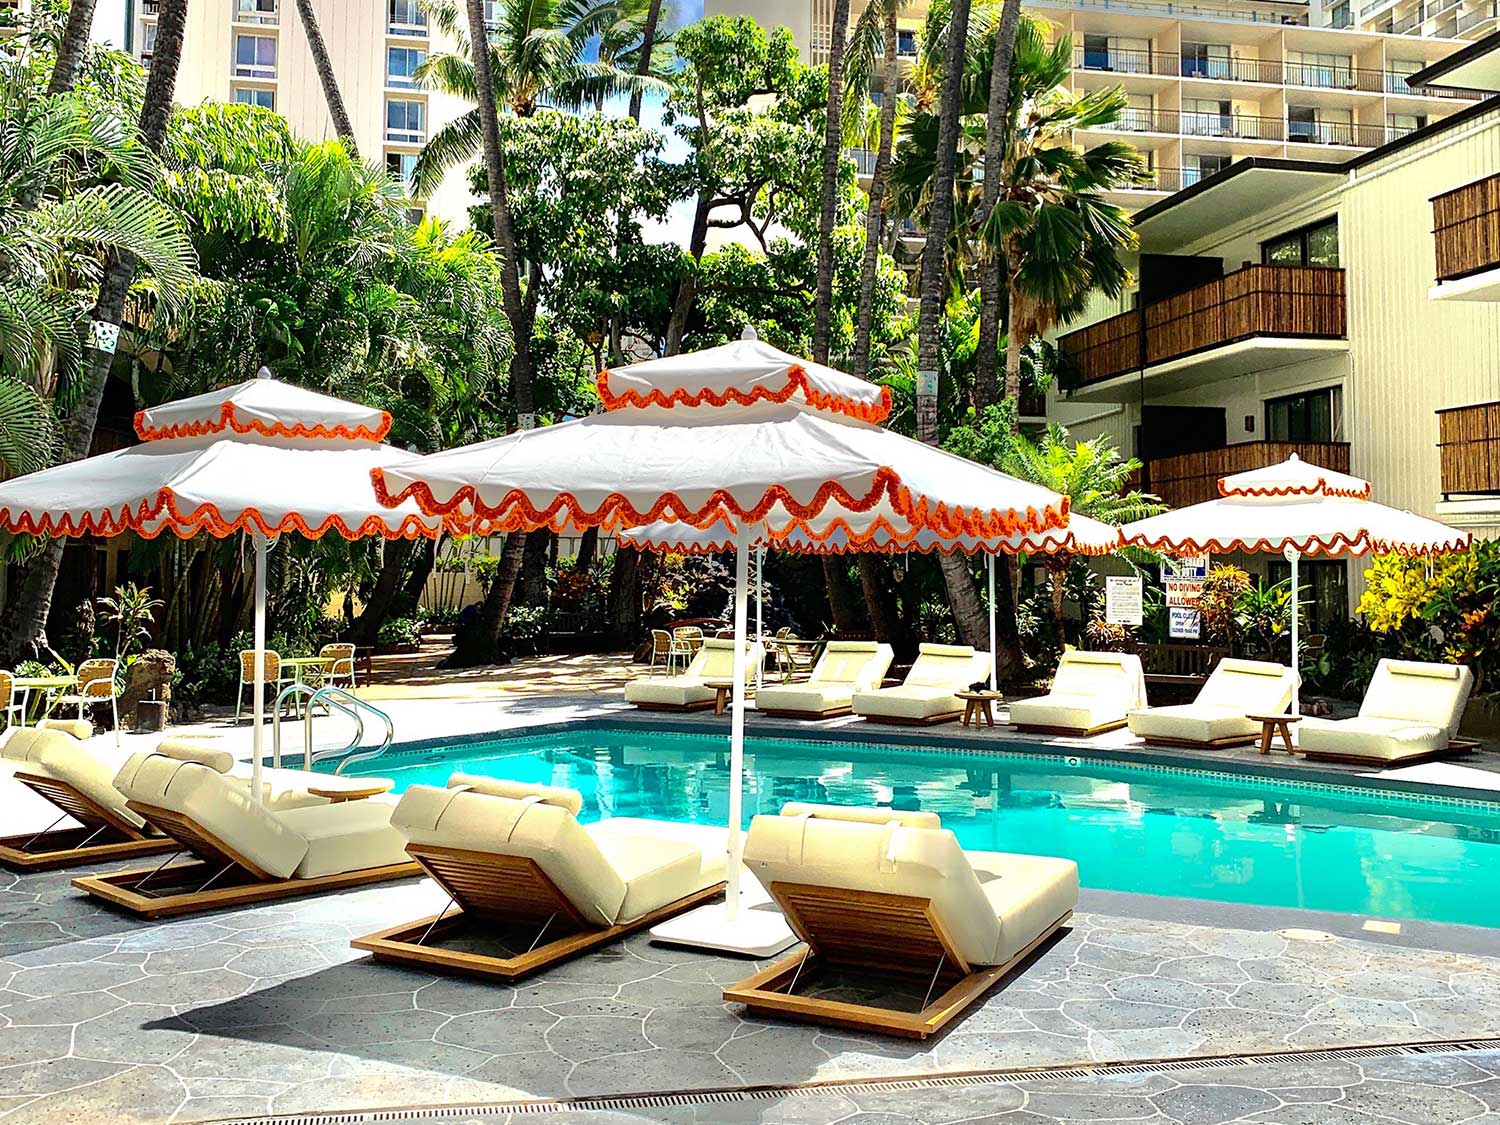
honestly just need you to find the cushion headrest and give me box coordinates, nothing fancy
[823,641,878,654]
[152,738,236,774]
[447,774,584,816]
[1062,650,1126,667]
[1384,659,1461,681]
[1216,658,1288,678]
[37,718,94,740]
[0,728,61,764]
[916,643,976,660]
[779,802,940,829]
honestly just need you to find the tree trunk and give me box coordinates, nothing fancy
[939,553,990,651]
[821,557,863,635]
[575,527,598,572]
[811,0,852,365]
[666,191,711,356]
[295,0,359,154]
[626,0,664,123]
[47,0,99,95]
[856,555,898,643]
[1048,555,1068,643]
[990,553,1025,680]
[393,537,436,618]
[347,539,414,645]
[608,548,643,649]
[519,530,550,609]
[452,532,525,665]
[974,0,1022,410]
[851,1,900,382]
[1004,267,1025,409]
[1,0,189,665]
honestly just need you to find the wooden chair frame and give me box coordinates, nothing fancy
[1013,718,1128,738]
[629,698,719,713]
[858,708,964,727]
[0,771,175,872]
[758,704,853,719]
[352,843,726,981]
[1300,737,1477,767]
[724,881,1071,1039]
[72,799,421,919]
[1135,732,1261,750]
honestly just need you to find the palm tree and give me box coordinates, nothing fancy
[626,0,668,121]
[811,0,852,366]
[1002,425,1163,637]
[973,0,1021,410]
[5,0,197,662]
[293,0,359,153]
[979,20,1144,411]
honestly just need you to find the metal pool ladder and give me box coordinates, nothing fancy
[272,683,395,774]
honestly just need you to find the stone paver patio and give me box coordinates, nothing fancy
[2,861,1499,1124]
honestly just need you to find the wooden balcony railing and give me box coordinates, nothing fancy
[1438,401,1500,495]
[1145,441,1352,509]
[1433,173,1500,283]
[1059,265,1347,389]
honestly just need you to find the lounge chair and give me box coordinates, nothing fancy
[352,776,728,981]
[623,637,763,712]
[1300,659,1475,765]
[73,742,418,918]
[1127,658,1295,749]
[724,804,1078,1039]
[1009,650,1147,737]
[0,722,177,871]
[851,643,991,725]
[756,641,894,718]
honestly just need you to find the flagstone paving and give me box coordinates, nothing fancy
[2,864,1499,1123]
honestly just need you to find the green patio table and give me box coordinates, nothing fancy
[13,674,79,725]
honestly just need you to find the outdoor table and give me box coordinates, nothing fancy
[770,638,820,682]
[13,674,79,725]
[1250,713,1300,756]
[958,690,1004,729]
[704,679,736,716]
[307,780,394,803]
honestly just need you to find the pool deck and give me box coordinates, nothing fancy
[3,652,1500,1123]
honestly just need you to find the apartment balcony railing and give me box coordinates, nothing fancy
[1146,441,1352,508]
[1432,173,1500,283]
[1104,107,1288,140]
[1127,167,1186,192]
[1287,120,1398,146]
[1058,264,1347,389]
[1458,2,1499,30]
[141,0,159,13]
[1180,56,1284,84]
[1074,47,1180,76]
[1282,63,1387,92]
[1388,70,1485,98]
[1392,8,1425,28]
[1438,402,1500,495]
[1050,0,1308,25]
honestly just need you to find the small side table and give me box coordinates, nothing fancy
[307,781,394,803]
[704,679,736,716]
[1250,713,1300,756]
[958,690,1004,729]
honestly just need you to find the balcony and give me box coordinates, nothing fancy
[1458,1,1499,30]
[1074,47,1180,77]
[1180,57,1285,85]
[1145,441,1351,508]
[1287,120,1396,147]
[1058,264,1348,401]
[1101,108,1287,141]
[1430,173,1500,301]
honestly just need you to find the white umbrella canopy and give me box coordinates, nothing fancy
[1120,454,1471,714]
[0,373,456,797]
[375,331,1081,955]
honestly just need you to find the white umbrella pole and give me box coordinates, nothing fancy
[1287,546,1301,718]
[754,545,764,691]
[251,532,267,803]
[726,528,750,921]
[987,554,998,691]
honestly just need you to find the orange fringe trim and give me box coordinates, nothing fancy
[1120,532,1470,557]
[1219,479,1372,501]
[134,403,394,443]
[595,364,893,424]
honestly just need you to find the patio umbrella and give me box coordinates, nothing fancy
[0,370,454,801]
[1119,454,1470,715]
[373,330,1083,954]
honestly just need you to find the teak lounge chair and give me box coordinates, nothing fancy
[755,641,894,718]
[73,743,418,918]
[623,637,764,712]
[352,775,728,981]
[724,804,1078,1039]
[1127,658,1295,749]
[1300,659,1475,765]
[0,722,176,871]
[851,643,991,725]
[1009,650,1147,737]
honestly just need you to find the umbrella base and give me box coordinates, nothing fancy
[649,895,798,958]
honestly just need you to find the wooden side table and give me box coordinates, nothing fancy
[307,780,395,803]
[704,679,736,716]
[1250,713,1300,756]
[958,690,1004,729]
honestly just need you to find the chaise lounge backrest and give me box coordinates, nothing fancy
[903,643,989,689]
[1360,659,1473,740]
[810,642,894,690]
[1194,658,1294,713]
[682,638,762,682]
[1050,651,1146,709]
[743,804,1006,967]
[3,726,145,828]
[390,777,628,927]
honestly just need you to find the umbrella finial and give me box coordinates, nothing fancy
[740,325,758,342]
[1288,452,1300,462]
[256,366,274,380]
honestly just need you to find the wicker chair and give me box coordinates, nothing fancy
[54,659,119,744]
[236,649,285,723]
[0,671,22,729]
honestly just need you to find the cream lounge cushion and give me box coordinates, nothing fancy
[1128,658,1294,743]
[743,810,1077,966]
[757,642,894,714]
[37,718,94,740]
[389,780,728,927]
[1300,660,1474,762]
[852,643,990,721]
[777,802,940,828]
[2,728,149,829]
[625,638,763,708]
[1010,651,1147,732]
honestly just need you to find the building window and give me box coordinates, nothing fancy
[1082,34,1152,74]
[1182,98,1232,137]
[232,85,275,109]
[1268,559,1348,632]
[482,0,501,25]
[1118,92,1155,132]
[1387,112,1426,137]
[235,0,277,24]
[1262,217,1339,267]
[1386,57,1422,93]
[1183,153,1231,185]
[1180,42,1230,80]
[388,0,427,33]
[1329,2,1353,27]
[385,98,425,143]
[387,46,424,88]
[1265,387,1341,443]
[1285,50,1354,89]
[139,20,158,63]
[405,207,426,225]
[233,33,276,78]
[386,150,418,186]
[1288,104,1353,145]
[896,28,916,55]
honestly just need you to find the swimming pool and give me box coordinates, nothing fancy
[343,727,1500,928]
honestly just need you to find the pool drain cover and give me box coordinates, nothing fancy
[1277,927,1339,942]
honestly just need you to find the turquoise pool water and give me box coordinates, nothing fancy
[344,728,1500,928]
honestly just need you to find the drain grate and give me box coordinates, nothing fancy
[211,1037,1500,1125]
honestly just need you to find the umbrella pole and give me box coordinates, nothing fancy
[754,545,764,692]
[726,529,749,921]
[1286,545,1301,718]
[251,532,267,804]
[987,554,998,692]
